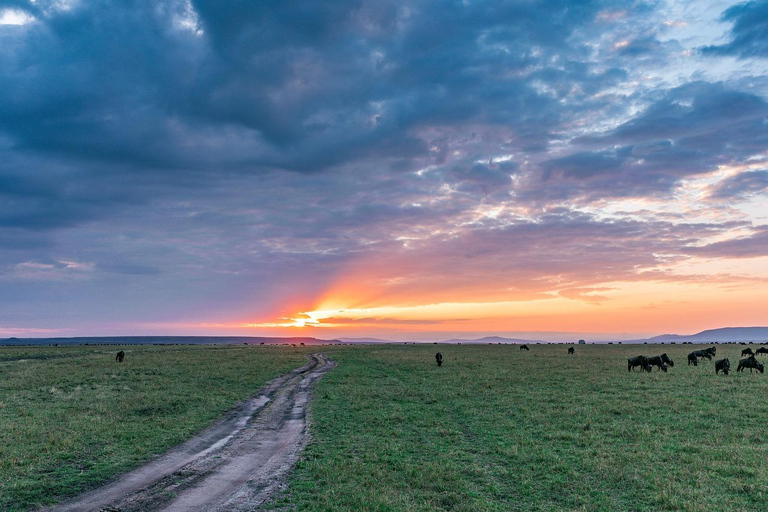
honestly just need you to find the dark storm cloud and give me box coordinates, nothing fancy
[0,0,632,236]
[0,0,631,173]
[701,0,768,58]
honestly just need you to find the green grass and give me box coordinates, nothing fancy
[4,343,768,511]
[282,344,768,511]
[0,344,311,511]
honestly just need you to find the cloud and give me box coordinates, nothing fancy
[685,226,768,258]
[709,170,768,199]
[533,82,768,200]
[701,0,768,58]
[558,287,614,303]
[0,0,629,235]
[0,1,766,333]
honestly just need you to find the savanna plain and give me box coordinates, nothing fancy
[1,343,767,511]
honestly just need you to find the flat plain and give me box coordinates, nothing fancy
[284,343,768,511]
[2,343,768,511]
[0,344,311,511]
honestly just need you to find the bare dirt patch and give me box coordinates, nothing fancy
[51,353,335,512]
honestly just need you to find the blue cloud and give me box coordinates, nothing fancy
[701,0,768,58]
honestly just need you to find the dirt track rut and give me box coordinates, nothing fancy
[52,353,335,512]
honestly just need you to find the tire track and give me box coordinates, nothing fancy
[51,353,335,512]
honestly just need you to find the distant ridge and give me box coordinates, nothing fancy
[642,327,768,344]
[3,327,767,346]
[337,337,393,343]
[0,336,341,346]
[343,328,768,345]
[440,336,549,344]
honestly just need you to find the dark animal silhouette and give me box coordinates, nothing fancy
[687,352,698,366]
[692,349,712,361]
[706,346,716,357]
[756,347,768,356]
[660,353,674,367]
[435,352,443,367]
[742,347,755,357]
[568,347,575,355]
[646,355,668,372]
[715,358,730,375]
[116,351,125,363]
[628,355,651,372]
[520,344,529,351]
[737,356,764,374]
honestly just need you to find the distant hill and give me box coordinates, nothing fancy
[344,329,768,345]
[4,327,767,346]
[612,327,768,344]
[0,336,341,346]
[440,336,549,344]
[644,327,768,344]
[337,337,393,343]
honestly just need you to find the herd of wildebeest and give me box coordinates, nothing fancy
[626,346,767,375]
[433,343,768,375]
[627,345,767,375]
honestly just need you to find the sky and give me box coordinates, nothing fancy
[1,0,767,341]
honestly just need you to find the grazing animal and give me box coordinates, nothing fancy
[628,355,652,372]
[115,351,125,363]
[742,347,755,357]
[692,349,712,361]
[715,358,730,375]
[737,356,764,374]
[687,352,698,366]
[520,344,529,351]
[568,347,575,355]
[660,353,674,367]
[435,352,443,367]
[756,347,768,356]
[647,355,669,372]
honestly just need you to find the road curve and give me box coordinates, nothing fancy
[52,353,335,512]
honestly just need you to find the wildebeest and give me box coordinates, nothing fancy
[687,352,698,366]
[435,352,443,367]
[628,355,652,372]
[568,347,575,355]
[520,344,529,351]
[756,347,768,356]
[715,358,730,375]
[692,349,713,361]
[742,347,756,357]
[646,355,668,372]
[737,355,764,374]
[659,353,674,367]
[116,350,125,363]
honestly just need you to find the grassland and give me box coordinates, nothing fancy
[0,344,312,511]
[282,343,768,511]
[3,342,768,511]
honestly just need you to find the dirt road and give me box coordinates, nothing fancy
[52,353,335,512]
